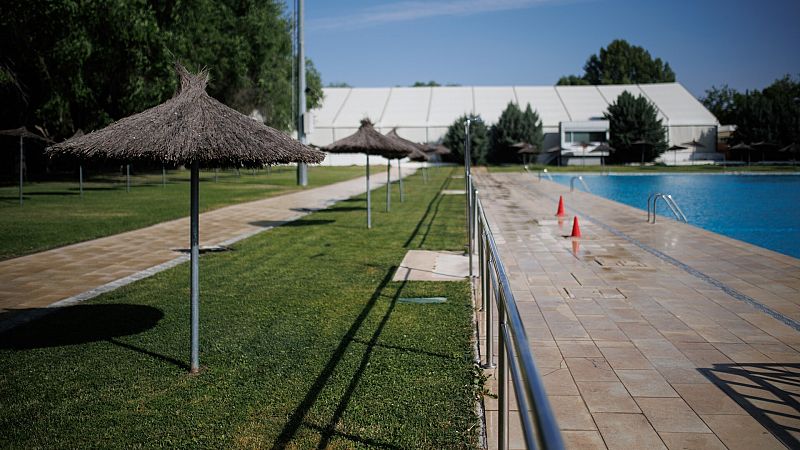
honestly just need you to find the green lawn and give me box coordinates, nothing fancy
[0,166,364,260]
[486,163,800,173]
[0,167,479,449]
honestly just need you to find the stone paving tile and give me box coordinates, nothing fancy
[657,432,727,450]
[592,412,666,450]
[0,169,404,320]
[561,430,607,450]
[576,381,640,413]
[700,414,785,450]
[635,397,711,433]
[475,172,800,449]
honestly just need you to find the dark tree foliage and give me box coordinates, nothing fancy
[443,115,489,165]
[0,0,323,140]
[556,75,590,86]
[488,103,543,163]
[700,84,738,125]
[557,39,675,86]
[604,91,667,163]
[412,81,441,87]
[326,82,352,88]
[702,75,800,149]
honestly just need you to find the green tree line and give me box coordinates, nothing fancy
[0,0,323,141]
[702,76,800,148]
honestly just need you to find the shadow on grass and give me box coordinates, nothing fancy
[403,173,452,248]
[0,303,188,370]
[700,363,800,448]
[272,269,405,450]
[23,191,80,196]
[0,304,163,349]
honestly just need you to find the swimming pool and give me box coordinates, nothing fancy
[549,173,800,259]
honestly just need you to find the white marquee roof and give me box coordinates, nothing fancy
[309,83,717,144]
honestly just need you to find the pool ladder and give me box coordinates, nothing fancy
[647,193,688,223]
[570,175,591,192]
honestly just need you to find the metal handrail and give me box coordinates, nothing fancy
[538,169,553,181]
[569,175,590,192]
[473,189,564,450]
[647,193,688,223]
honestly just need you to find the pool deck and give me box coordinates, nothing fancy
[475,171,800,450]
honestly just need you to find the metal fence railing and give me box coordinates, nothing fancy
[467,173,564,450]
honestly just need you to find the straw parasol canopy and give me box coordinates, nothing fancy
[1,127,53,206]
[46,63,323,374]
[325,119,412,157]
[324,119,414,227]
[512,142,539,154]
[386,128,426,161]
[49,64,323,167]
[424,143,451,156]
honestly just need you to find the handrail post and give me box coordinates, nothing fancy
[498,299,508,450]
[468,174,474,278]
[485,257,496,369]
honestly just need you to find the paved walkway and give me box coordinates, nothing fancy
[475,171,800,450]
[0,167,412,329]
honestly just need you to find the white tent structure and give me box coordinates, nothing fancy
[306,83,720,166]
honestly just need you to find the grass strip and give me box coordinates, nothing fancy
[0,167,479,449]
[0,166,364,260]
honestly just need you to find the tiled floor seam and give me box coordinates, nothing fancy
[525,182,800,333]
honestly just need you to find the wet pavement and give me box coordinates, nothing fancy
[475,171,800,450]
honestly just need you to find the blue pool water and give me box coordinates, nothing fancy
[549,174,800,259]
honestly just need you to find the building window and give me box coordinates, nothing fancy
[565,131,606,143]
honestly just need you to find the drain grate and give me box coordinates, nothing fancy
[398,297,447,304]
[595,256,647,268]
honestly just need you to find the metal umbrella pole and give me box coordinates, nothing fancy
[398,159,404,202]
[190,160,200,373]
[79,165,84,197]
[19,135,23,206]
[366,153,371,228]
[465,119,473,277]
[126,164,131,192]
[386,159,391,212]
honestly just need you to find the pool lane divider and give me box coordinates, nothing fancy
[529,184,800,333]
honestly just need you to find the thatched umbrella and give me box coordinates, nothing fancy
[751,141,778,163]
[48,64,323,373]
[730,142,753,165]
[779,142,799,166]
[590,143,615,168]
[512,142,539,166]
[324,119,412,227]
[385,129,421,201]
[681,139,706,165]
[667,144,687,166]
[0,127,53,205]
[632,139,654,165]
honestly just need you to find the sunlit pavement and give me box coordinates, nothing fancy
[475,170,799,450]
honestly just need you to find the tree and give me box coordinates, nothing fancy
[412,81,441,87]
[0,0,324,140]
[556,39,675,86]
[556,75,590,86]
[604,91,667,163]
[521,104,544,153]
[443,115,489,165]
[327,82,351,88]
[700,84,738,125]
[702,75,800,153]
[488,103,543,163]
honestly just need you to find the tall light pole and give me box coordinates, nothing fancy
[296,0,308,186]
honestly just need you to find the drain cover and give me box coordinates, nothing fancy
[398,297,447,304]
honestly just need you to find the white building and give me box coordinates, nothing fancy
[306,83,720,166]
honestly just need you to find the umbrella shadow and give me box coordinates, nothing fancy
[403,174,451,248]
[0,304,186,370]
[700,363,800,448]
[272,269,404,449]
[23,191,80,196]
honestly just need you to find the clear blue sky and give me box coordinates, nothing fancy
[304,0,800,97]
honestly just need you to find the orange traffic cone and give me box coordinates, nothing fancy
[556,196,566,217]
[570,216,582,238]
